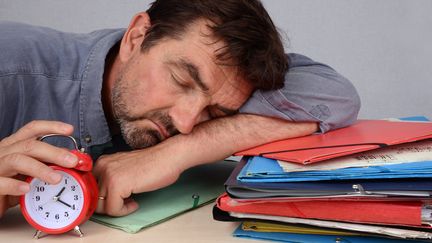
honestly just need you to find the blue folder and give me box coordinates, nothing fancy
[227,157,432,199]
[237,156,432,183]
[233,225,424,243]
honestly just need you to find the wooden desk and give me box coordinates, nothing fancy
[0,204,252,243]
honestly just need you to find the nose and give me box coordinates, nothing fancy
[169,98,207,134]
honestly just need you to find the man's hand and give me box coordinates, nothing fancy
[0,121,79,218]
[94,114,317,217]
[93,145,184,216]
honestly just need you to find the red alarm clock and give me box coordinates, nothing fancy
[20,134,98,239]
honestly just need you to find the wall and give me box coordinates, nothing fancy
[1,0,430,119]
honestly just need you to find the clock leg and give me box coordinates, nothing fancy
[33,230,43,239]
[73,225,84,237]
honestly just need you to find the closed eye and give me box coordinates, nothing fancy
[208,105,239,118]
[171,73,190,90]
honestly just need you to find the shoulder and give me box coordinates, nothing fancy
[0,21,72,77]
[0,21,62,62]
[0,21,40,62]
[0,21,123,79]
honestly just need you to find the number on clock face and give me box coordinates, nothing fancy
[24,171,84,229]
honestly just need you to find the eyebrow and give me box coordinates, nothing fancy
[169,58,209,92]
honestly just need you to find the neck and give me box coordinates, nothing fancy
[102,43,122,135]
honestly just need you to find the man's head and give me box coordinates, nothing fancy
[109,0,288,149]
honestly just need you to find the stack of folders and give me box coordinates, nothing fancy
[213,117,432,243]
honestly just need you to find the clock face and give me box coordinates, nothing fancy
[24,170,85,229]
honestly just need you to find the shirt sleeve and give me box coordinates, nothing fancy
[239,53,361,133]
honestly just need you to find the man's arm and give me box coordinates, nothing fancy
[172,114,317,168]
[94,115,317,216]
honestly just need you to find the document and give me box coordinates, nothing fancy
[278,139,432,172]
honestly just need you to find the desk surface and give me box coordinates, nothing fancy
[0,204,252,243]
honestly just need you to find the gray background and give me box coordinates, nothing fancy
[0,0,430,119]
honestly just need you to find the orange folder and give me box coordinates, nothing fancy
[217,193,429,227]
[236,119,432,164]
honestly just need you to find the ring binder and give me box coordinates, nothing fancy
[352,184,366,195]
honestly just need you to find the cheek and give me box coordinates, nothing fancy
[114,67,151,114]
[214,86,252,110]
[233,85,254,108]
[120,68,181,112]
[211,75,253,109]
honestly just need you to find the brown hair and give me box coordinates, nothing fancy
[142,0,288,90]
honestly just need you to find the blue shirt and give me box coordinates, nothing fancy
[0,21,360,151]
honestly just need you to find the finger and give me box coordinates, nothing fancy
[1,120,73,146]
[3,139,78,168]
[95,176,108,214]
[0,154,63,185]
[106,193,139,217]
[0,195,20,218]
[104,184,139,216]
[94,170,139,216]
[95,196,105,214]
[8,196,20,208]
[95,178,107,214]
[0,177,30,195]
[0,196,8,218]
[95,188,106,214]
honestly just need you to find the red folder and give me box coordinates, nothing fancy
[217,193,428,227]
[236,119,432,164]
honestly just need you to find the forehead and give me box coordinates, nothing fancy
[159,19,254,107]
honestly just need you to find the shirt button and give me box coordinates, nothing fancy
[84,135,92,143]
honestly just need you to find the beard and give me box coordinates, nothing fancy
[111,76,178,149]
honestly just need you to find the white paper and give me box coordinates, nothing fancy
[278,140,432,172]
[422,205,432,223]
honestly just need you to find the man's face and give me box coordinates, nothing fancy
[112,20,253,149]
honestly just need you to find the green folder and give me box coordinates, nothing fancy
[91,160,235,233]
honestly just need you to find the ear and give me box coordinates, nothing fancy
[118,12,151,63]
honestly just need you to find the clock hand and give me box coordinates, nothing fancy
[57,198,72,208]
[55,187,66,197]
[53,187,66,202]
